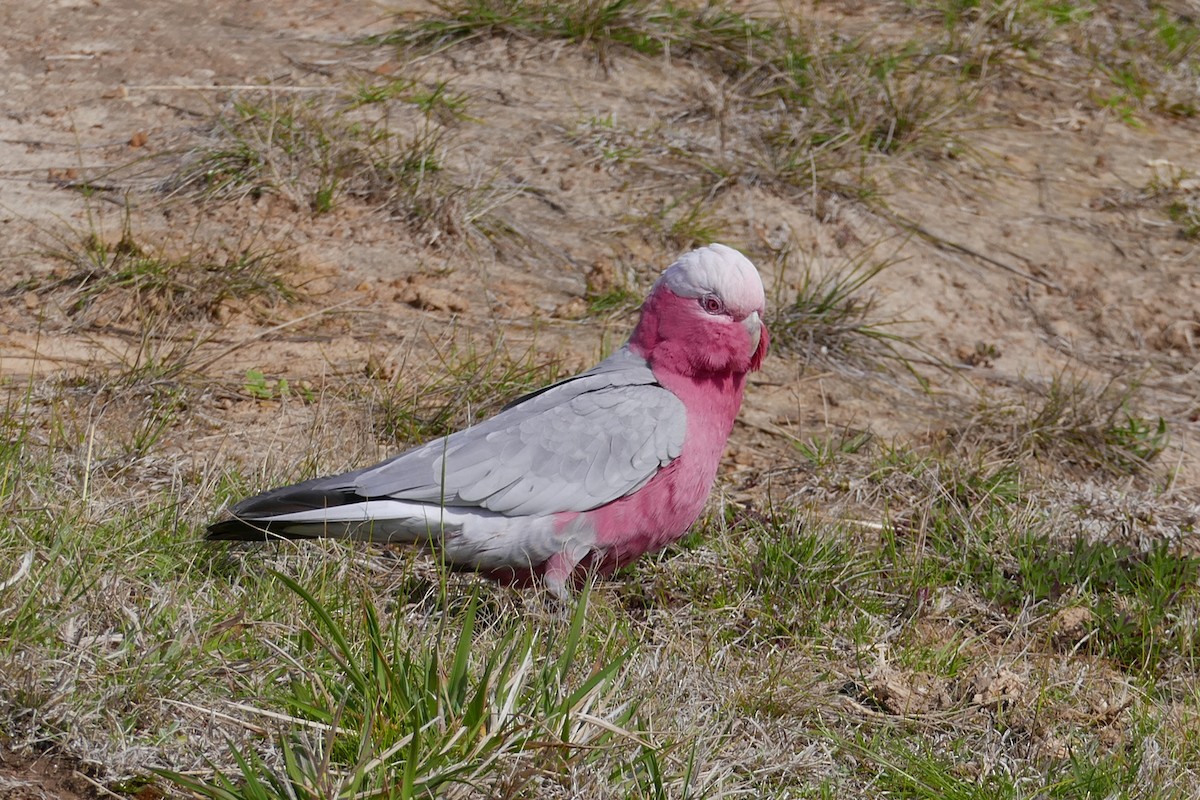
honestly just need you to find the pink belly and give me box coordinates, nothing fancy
[587,450,717,569]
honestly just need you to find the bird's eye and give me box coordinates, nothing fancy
[700,295,725,314]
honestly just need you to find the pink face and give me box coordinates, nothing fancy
[630,244,769,377]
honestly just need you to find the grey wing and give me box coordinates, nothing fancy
[352,371,686,517]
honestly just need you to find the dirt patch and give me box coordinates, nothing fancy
[0,751,98,800]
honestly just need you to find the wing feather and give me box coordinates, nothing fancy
[349,346,687,517]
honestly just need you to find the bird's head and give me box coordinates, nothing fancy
[629,243,769,378]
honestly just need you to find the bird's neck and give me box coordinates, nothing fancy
[628,332,748,431]
[655,363,746,419]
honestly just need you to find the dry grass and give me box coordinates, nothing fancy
[951,372,1171,477]
[29,211,299,330]
[768,239,935,381]
[167,90,449,214]
[164,81,523,247]
[370,331,565,445]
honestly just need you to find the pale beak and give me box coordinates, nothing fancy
[743,310,761,356]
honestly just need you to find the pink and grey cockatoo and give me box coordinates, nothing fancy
[207,243,769,599]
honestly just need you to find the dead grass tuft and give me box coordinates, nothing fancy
[956,372,1170,477]
[26,211,298,330]
[770,242,933,381]
[167,91,446,213]
[164,87,505,245]
[366,329,565,446]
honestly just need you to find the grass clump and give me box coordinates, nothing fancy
[734,514,884,642]
[389,0,982,202]
[793,426,874,470]
[754,37,976,174]
[161,578,644,799]
[771,245,927,379]
[1095,8,1200,120]
[374,333,563,445]
[853,736,1023,800]
[169,89,459,223]
[920,0,1095,32]
[627,194,729,252]
[916,0,1200,122]
[979,534,1200,674]
[656,505,891,646]
[963,373,1169,476]
[32,215,297,328]
[385,0,778,71]
[1146,159,1200,240]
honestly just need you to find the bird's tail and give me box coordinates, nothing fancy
[205,518,322,541]
[205,476,373,541]
[204,498,459,544]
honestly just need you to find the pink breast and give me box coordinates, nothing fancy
[587,374,744,570]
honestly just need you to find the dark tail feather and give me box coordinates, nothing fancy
[206,517,319,541]
[205,477,371,541]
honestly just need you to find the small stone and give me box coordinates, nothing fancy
[554,297,588,320]
[394,277,468,313]
[967,667,1026,709]
[1050,605,1092,646]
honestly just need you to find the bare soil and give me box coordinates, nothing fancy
[0,750,96,800]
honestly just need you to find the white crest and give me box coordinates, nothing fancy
[657,243,765,316]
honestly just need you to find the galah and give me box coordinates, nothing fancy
[207,243,769,599]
